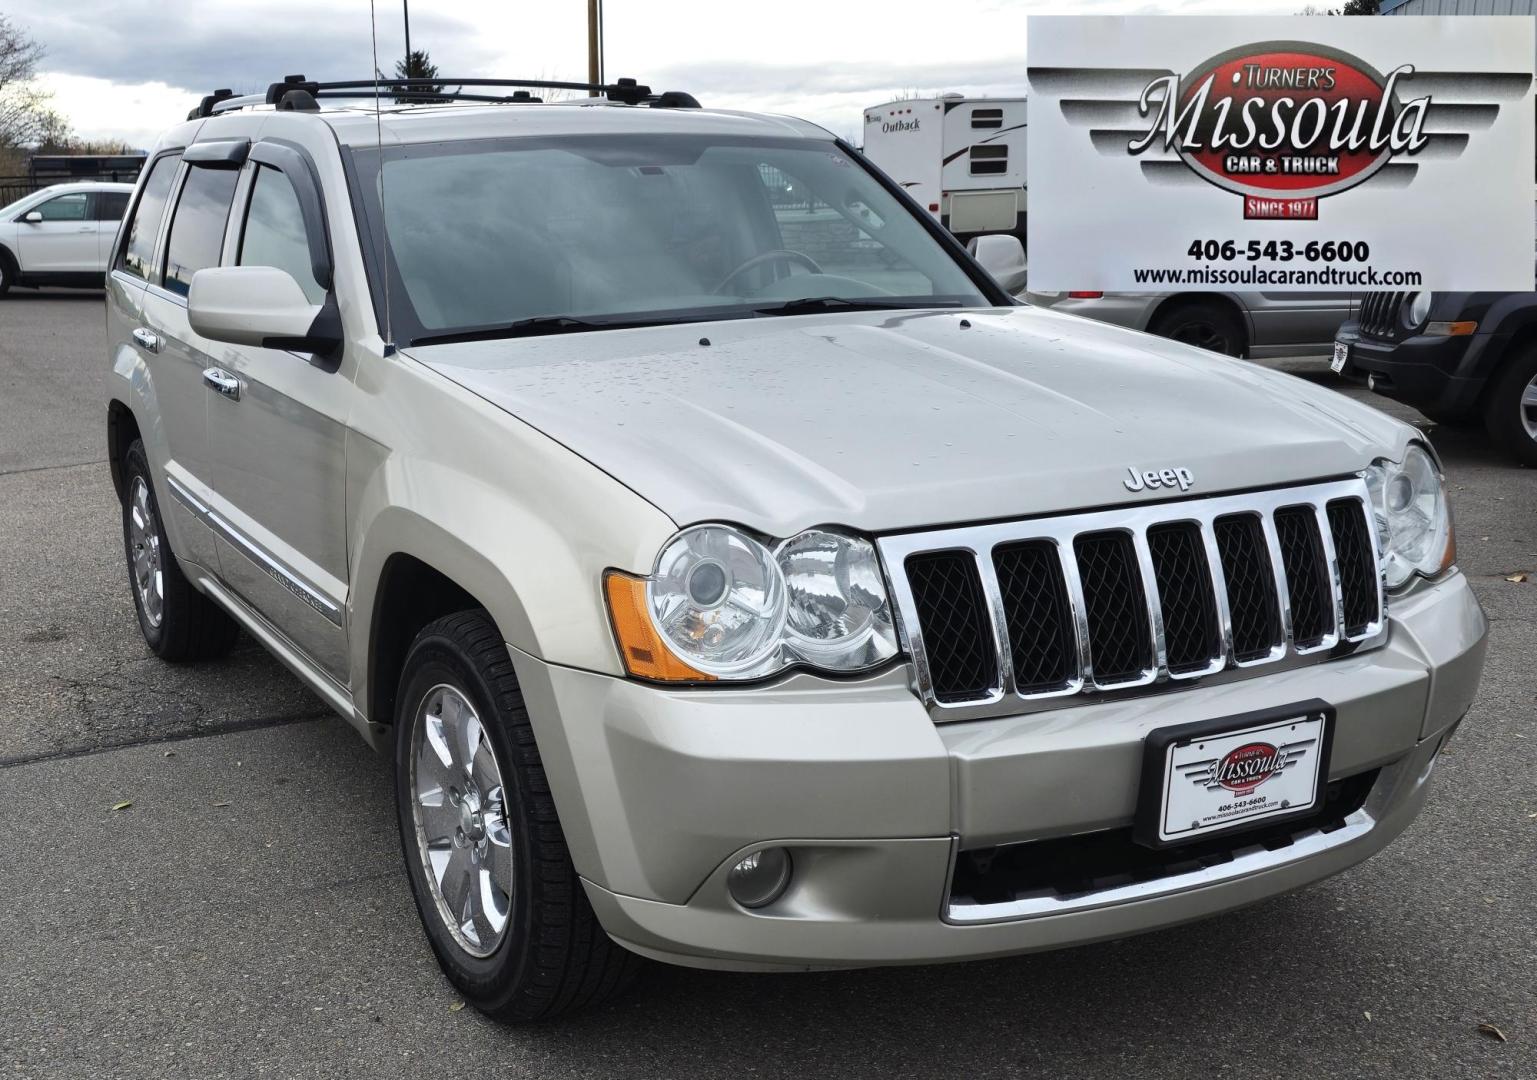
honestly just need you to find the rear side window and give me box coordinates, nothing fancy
[238,166,326,304]
[121,155,181,280]
[94,192,130,222]
[971,107,1004,129]
[162,166,239,296]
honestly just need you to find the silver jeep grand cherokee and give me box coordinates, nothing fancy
[104,75,1487,1022]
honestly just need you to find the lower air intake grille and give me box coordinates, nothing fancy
[1275,506,1333,649]
[1074,531,1151,684]
[904,551,997,703]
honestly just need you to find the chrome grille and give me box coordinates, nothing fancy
[878,478,1386,721]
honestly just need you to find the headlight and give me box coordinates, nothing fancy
[605,524,900,682]
[1401,291,1432,329]
[1364,445,1455,590]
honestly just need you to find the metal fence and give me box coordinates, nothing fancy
[0,172,140,208]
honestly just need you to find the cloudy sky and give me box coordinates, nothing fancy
[7,0,1307,150]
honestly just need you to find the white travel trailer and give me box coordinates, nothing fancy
[861,94,1027,244]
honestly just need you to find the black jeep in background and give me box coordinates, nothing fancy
[1335,290,1537,466]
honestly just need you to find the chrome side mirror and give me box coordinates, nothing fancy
[968,234,1027,295]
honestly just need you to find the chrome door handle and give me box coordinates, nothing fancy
[131,327,161,353]
[202,367,242,401]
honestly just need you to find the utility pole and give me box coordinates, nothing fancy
[587,0,602,94]
[403,0,412,71]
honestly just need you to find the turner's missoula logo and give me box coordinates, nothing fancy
[1129,42,1431,220]
[1180,734,1313,797]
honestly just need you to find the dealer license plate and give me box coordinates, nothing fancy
[1136,705,1333,848]
[1330,341,1350,373]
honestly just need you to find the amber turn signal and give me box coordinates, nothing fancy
[1425,321,1477,337]
[603,571,715,683]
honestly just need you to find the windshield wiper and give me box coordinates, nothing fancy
[751,296,960,317]
[413,315,630,346]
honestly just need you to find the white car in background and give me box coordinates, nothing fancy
[0,181,136,296]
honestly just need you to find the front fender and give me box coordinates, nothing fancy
[344,357,680,723]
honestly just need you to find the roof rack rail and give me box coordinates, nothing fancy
[195,75,701,120]
[248,75,678,108]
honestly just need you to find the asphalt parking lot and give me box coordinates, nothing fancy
[1,289,1533,1080]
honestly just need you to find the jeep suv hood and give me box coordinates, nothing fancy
[409,307,1413,537]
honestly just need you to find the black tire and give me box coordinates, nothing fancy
[1482,349,1537,467]
[1149,300,1246,357]
[120,439,240,661]
[0,247,15,297]
[393,610,642,1023]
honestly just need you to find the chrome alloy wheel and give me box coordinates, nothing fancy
[1521,372,1537,443]
[127,476,165,629]
[409,684,514,958]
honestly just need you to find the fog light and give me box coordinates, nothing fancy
[727,847,792,909]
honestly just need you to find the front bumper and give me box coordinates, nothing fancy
[510,571,1486,971]
[1336,322,1502,416]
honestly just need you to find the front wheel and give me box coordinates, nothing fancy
[394,610,642,1022]
[1482,349,1537,466]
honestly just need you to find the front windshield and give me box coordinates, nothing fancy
[351,133,993,344]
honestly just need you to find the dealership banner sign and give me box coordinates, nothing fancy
[1027,16,1535,292]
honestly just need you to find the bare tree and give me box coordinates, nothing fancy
[0,15,66,150]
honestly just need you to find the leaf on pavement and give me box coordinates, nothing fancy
[110,800,132,812]
[212,801,230,808]
[1477,1022,1508,1042]
[1505,572,1528,583]
[449,1000,465,1013]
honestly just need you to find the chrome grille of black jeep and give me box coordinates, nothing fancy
[878,479,1386,719]
[1358,291,1407,340]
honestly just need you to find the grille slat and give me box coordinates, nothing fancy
[883,479,1380,717]
[1274,506,1334,650]
[1147,523,1220,675]
[1214,513,1283,662]
[1327,498,1381,637]
[904,551,998,703]
[1074,532,1153,685]
[1360,291,1403,340]
[993,541,1078,694]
